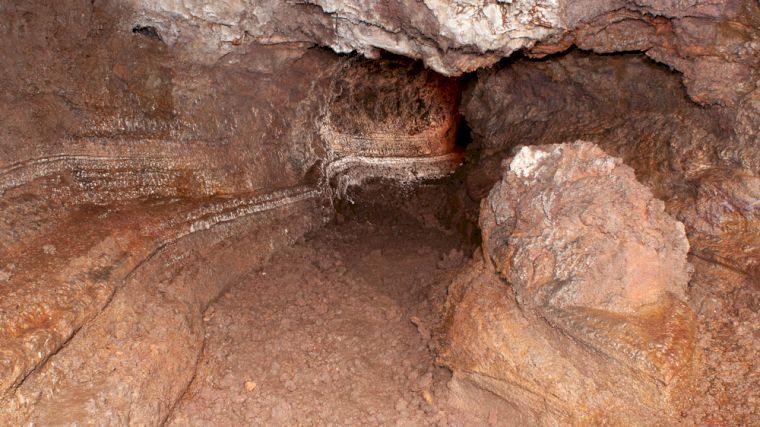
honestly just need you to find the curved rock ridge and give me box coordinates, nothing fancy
[1,197,327,426]
[129,0,760,105]
[0,4,465,420]
[439,141,697,425]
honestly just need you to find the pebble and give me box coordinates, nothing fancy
[418,372,433,389]
[421,389,433,405]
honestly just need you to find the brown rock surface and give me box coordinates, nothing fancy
[685,257,760,425]
[672,168,760,276]
[1,0,758,424]
[461,49,759,290]
[461,51,740,201]
[440,141,697,425]
[0,1,464,422]
[130,0,760,105]
[2,198,327,425]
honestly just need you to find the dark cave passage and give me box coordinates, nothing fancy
[0,1,758,425]
[168,199,474,425]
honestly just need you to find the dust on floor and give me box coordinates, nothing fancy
[167,212,475,426]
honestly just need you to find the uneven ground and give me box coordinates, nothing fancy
[2,1,758,423]
[146,196,759,427]
[167,206,478,426]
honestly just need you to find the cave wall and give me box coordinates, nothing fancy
[129,0,760,107]
[0,1,464,422]
[0,0,467,265]
[0,1,347,261]
[0,3,336,422]
[445,35,758,427]
[116,0,760,278]
[0,1,337,197]
[461,51,732,200]
[460,50,759,276]
[0,0,758,424]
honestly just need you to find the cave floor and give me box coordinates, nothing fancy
[166,210,476,426]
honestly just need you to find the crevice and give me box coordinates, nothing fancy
[132,25,162,42]
[162,331,206,426]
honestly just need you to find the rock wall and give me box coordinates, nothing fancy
[452,52,758,422]
[460,49,759,277]
[463,52,744,194]
[1,0,758,424]
[0,1,464,421]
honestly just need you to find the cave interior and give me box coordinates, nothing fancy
[0,1,758,425]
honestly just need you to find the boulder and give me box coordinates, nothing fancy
[439,141,697,425]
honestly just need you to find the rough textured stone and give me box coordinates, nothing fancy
[0,1,464,422]
[1,0,758,424]
[672,168,760,276]
[684,257,760,425]
[128,0,760,106]
[482,142,691,314]
[3,201,326,426]
[322,57,460,158]
[461,51,742,200]
[440,141,696,425]
[460,49,759,279]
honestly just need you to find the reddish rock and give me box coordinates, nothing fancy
[0,0,757,424]
[673,168,760,276]
[460,51,737,202]
[440,141,697,425]
[482,142,691,314]
[0,1,464,423]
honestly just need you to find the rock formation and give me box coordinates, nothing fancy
[1,0,758,424]
[129,0,760,105]
[0,2,462,422]
[439,142,697,425]
[460,49,759,281]
[672,168,760,276]
[461,51,753,197]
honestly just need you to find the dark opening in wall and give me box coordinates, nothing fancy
[132,25,162,42]
[454,116,473,151]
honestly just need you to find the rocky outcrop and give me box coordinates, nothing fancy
[2,0,757,424]
[2,195,327,426]
[439,142,696,425]
[481,142,691,315]
[460,49,760,278]
[129,0,760,106]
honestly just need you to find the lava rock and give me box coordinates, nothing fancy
[440,141,697,425]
